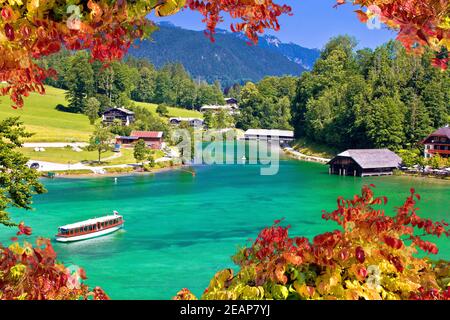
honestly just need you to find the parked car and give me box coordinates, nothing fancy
[30,162,40,169]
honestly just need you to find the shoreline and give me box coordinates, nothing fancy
[282,147,330,164]
[44,164,185,179]
[282,147,450,183]
[392,171,450,184]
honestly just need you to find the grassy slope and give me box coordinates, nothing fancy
[0,86,202,142]
[292,138,338,159]
[0,86,93,142]
[134,101,203,118]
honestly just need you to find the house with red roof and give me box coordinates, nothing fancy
[115,131,164,150]
[421,127,450,159]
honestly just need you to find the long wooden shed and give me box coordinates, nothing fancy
[328,149,401,177]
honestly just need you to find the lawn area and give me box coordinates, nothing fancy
[19,147,162,165]
[97,148,164,166]
[135,101,203,119]
[99,148,136,166]
[292,138,339,159]
[20,147,115,163]
[0,86,94,142]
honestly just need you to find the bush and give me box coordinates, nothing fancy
[104,167,135,174]
[427,154,449,169]
[41,170,93,176]
[0,237,108,300]
[174,186,450,300]
[398,149,422,168]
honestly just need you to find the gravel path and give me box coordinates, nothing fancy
[27,155,175,173]
[23,142,88,148]
[283,147,331,163]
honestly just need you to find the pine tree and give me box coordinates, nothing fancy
[65,52,94,113]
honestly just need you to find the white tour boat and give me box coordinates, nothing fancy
[55,211,124,242]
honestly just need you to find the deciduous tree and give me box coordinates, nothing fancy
[156,104,169,118]
[88,124,113,163]
[85,97,101,125]
[0,117,46,227]
[134,139,149,166]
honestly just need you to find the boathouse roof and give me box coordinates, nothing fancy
[330,149,401,169]
[244,129,294,138]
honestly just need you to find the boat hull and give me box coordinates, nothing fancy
[55,224,124,242]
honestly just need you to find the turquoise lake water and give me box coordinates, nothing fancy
[1,156,449,299]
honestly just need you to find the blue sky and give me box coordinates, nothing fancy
[151,0,396,50]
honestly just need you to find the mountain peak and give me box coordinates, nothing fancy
[215,28,229,35]
[262,34,282,47]
[156,21,177,28]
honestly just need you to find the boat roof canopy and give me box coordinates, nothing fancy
[59,214,122,230]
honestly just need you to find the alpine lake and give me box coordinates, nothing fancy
[1,143,449,299]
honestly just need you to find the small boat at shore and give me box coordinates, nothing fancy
[55,211,124,242]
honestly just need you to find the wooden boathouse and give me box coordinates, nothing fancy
[327,149,401,177]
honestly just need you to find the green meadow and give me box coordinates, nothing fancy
[19,148,115,163]
[0,86,93,142]
[0,86,203,142]
[135,101,203,118]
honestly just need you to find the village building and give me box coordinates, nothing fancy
[243,129,294,144]
[225,97,238,108]
[101,107,135,126]
[169,117,204,128]
[115,131,164,150]
[200,98,239,115]
[200,105,239,114]
[327,149,401,177]
[421,126,450,159]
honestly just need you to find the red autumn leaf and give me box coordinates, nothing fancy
[358,266,368,278]
[355,246,365,263]
[355,10,368,23]
[78,268,88,280]
[1,7,13,21]
[17,222,32,236]
[4,23,14,41]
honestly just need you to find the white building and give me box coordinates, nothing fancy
[200,105,239,114]
[169,117,204,128]
[244,129,294,143]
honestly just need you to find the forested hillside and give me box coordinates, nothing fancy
[291,36,450,151]
[127,23,319,86]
